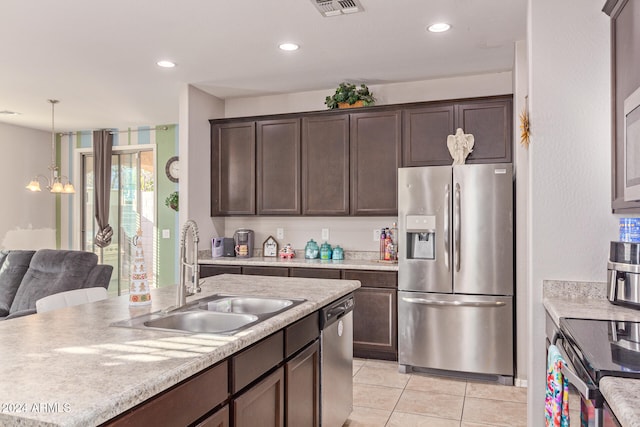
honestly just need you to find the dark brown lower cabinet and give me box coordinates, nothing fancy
[285,341,320,427]
[352,287,398,360]
[242,266,289,277]
[343,270,398,361]
[196,405,229,427]
[103,361,228,427]
[200,265,243,278]
[288,267,341,279]
[233,367,285,427]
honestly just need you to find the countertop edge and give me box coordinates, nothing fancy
[599,377,640,427]
[198,257,399,271]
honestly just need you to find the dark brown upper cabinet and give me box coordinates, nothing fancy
[455,97,512,164]
[301,114,350,215]
[603,0,640,213]
[211,121,256,216]
[350,109,402,216]
[402,104,456,166]
[257,118,301,215]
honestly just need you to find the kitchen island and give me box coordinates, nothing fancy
[0,274,359,427]
[544,281,640,427]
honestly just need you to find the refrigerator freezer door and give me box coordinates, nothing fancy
[398,291,513,376]
[453,164,513,296]
[398,166,452,293]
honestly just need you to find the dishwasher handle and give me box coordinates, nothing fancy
[321,294,354,329]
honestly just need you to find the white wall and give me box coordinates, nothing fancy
[513,39,529,386]
[225,72,513,118]
[527,1,617,425]
[0,122,56,249]
[179,84,225,249]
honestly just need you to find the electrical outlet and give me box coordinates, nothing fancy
[276,228,284,239]
[321,228,329,241]
[373,229,381,241]
[162,229,171,239]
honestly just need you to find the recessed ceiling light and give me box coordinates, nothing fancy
[156,60,176,68]
[0,110,20,115]
[428,23,451,33]
[279,43,299,51]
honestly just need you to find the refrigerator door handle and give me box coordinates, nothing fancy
[401,297,506,308]
[444,184,450,271]
[454,182,461,272]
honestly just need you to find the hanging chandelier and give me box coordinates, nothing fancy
[25,99,75,194]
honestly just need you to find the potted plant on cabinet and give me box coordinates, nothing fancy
[325,82,375,109]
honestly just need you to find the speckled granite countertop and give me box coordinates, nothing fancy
[199,256,399,271]
[0,274,359,427]
[543,280,640,427]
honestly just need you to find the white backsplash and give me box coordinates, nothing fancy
[219,216,397,253]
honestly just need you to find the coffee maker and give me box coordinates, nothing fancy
[608,241,640,309]
[233,229,254,258]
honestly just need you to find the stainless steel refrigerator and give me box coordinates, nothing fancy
[398,164,513,382]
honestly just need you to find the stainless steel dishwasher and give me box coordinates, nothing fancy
[320,293,354,427]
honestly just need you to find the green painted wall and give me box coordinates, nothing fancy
[156,124,179,287]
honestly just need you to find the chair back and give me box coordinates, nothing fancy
[36,287,108,313]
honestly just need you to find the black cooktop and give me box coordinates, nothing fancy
[560,318,640,383]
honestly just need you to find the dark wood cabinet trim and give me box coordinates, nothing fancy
[104,361,228,427]
[301,114,350,215]
[343,270,398,289]
[285,340,320,427]
[233,367,285,427]
[232,331,284,394]
[241,266,289,277]
[195,405,229,427]
[284,312,320,358]
[211,122,256,216]
[349,109,402,216]
[200,265,243,278]
[288,267,342,279]
[256,118,302,215]
[607,0,640,212]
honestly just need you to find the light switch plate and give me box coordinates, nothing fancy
[162,229,170,239]
[321,228,329,241]
[276,228,284,239]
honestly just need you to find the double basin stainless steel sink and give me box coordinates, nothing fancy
[111,294,305,335]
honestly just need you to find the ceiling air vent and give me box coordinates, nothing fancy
[311,0,364,17]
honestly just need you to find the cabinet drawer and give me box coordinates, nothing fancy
[289,268,341,279]
[232,331,284,393]
[106,360,228,427]
[233,367,285,427]
[200,265,242,278]
[195,404,229,427]
[285,312,320,358]
[242,266,289,277]
[343,270,398,289]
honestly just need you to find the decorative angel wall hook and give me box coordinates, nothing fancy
[446,128,474,165]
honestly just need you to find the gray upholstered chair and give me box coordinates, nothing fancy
[0,249,113,320]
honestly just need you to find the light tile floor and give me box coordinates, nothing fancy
[343,358,574,427]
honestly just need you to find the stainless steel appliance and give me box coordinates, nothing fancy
[233,229,254,258]
[211,238,224,258]
[555,318,635,427]
[608,241,640,308]
[320,293,354,427]
[398,164,514,382]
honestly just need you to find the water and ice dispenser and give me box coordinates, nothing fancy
[405,215,435,260]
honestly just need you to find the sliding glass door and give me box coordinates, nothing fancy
[82,149,155,296]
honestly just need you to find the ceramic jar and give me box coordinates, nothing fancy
[304,239,319,259]
[320,241,333,260]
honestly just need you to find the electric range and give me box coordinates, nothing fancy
[557,318,640,427]
[559,318,640,383]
